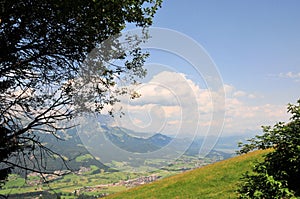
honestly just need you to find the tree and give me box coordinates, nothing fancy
[238,99,300,198]
[0,0,162,185]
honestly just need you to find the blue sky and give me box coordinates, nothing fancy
[112,1,300,137]
[151,0,300,104]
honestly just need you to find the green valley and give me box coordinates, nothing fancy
[0,150,270,198]
[105,150,270,199]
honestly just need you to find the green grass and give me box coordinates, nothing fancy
[75,154,94,162]
[105,150,270,199]
[0,166,146,198]
[0,150,270,198]
[4,174,26,188]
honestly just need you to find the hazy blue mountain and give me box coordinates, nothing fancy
[148,133,172,148]
[101,126,172,153]
[33,130,109,171]
[16,124,244,174]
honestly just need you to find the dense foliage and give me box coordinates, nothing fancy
[0,0,162,185]
[238,99,300,198]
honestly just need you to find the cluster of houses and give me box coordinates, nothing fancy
[117,174,160,187]
[26,167,161,196]
[75,174,161,195]
[26,166,92,186]
[26,170,68,185]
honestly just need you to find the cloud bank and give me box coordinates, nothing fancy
[110,71,289,137]
[271,71,300,82]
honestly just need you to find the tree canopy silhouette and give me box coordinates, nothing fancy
[238,99,300,198]
[0,0,162,185]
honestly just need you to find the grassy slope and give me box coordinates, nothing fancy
[105,150,270,199]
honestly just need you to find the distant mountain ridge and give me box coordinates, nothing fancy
[148,133,172,148]
[16,124,241,173]
[101,125,172,153]
[97,125,236,162]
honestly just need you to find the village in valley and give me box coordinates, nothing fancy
[0,153,226,198]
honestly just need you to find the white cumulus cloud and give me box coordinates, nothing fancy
[278,71,300,82]
[111,71,289,137]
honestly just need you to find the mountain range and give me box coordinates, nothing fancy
[14,124,245,173]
